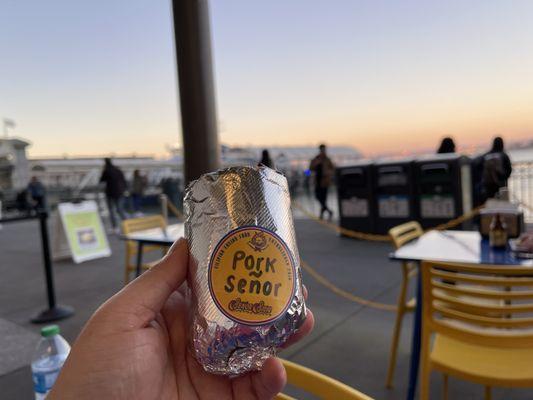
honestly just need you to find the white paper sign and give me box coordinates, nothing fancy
[378,195,409,218]
[420,196,455,218]
[57,200,111,263]
[341,197,369,217]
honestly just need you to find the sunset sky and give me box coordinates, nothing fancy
[1,0,533,158]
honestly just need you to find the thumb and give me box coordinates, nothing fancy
[103,238,189,328]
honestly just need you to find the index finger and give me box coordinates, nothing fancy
[100,238,189,329]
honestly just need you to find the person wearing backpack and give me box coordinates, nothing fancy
[481,136,512,200]
[100,158,128,233]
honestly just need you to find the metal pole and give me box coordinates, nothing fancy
[32,211,74,323]
[172,0,221,185]
[38,211,56,310]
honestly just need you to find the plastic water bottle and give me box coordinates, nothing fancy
[31,325,71,400]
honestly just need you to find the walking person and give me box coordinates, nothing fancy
[481,136,513,200]
[100,158,128,233]
[309,144,335,220]
[131,169,147,216]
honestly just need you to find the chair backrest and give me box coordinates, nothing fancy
[422,260,533,348]
[122,215,166,235]
[275,359,374,400]
[388,221,423,249]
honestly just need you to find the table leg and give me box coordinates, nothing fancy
[406,265,422,400]
[136,242,144,277]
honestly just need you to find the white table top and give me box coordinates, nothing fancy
[122,223,184,245]
[391,230,533,266]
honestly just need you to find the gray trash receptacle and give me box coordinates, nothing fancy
[336,162,375,235]
[414,154,473,229]
[373,158,417,235]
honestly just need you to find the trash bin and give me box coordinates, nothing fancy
[414,154,473,229]
[373,158,417,234]
[336,162,375,235]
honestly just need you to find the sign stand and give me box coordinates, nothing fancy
[52,211,72,261]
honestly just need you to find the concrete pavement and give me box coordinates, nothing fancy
[0,213,531,399]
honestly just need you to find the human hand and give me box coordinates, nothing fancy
[49,238,314,400]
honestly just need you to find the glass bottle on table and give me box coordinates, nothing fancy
[489,213,508,249]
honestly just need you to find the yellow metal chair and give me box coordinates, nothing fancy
[420,261,533,400]
[276,359,374,400]
[122,215,167,285]
[386,221,424,388]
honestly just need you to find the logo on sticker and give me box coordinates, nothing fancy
[208,226,296,325]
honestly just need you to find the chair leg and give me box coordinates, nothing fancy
[125,244,132,286]
[420,326,431,400]
[442,374,448,400]
[124,258,132,286]
[385,267,410,388]
[385,306,405,388]
[420,363,430,400]
[124,267,130,286]
[484,386,492,400]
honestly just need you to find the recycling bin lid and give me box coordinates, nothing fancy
[415,153,470,163]
[373,156,415,166]
[337,159,374,168]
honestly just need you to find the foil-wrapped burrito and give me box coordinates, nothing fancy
[184,165,307,375]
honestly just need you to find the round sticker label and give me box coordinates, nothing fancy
[208,226,296,325]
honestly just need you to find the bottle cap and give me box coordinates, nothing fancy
[41,325,60,337]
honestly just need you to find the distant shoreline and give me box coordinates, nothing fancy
[509,147,533,162]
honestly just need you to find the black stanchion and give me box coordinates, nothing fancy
[31,211,74,323]
[0,211,74,323]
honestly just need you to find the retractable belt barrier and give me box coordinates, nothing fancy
[292,201,486,242]
[293,200,487,311]
[159,196,530,312]
[301,260,397,311]
[295,200,533,311]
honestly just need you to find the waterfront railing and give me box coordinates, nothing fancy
[509,161,533,222]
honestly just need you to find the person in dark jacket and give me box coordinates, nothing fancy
[481,136,512,200]
[310,144,335,220]
[259,149,274,169]
[437,137,456,154]
[27,176,47,211]
[131,169,147,215]
[100,158,128,232]
[471,153,486,207]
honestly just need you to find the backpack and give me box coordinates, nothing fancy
[482,152,505,188]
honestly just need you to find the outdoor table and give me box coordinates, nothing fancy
[390,230,533,400]
[121,223,184,277]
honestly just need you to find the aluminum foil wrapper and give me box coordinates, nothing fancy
[184,165,306,375]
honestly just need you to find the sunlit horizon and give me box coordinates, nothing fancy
[2,0,533,159]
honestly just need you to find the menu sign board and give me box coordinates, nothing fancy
[57,201,111,263]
